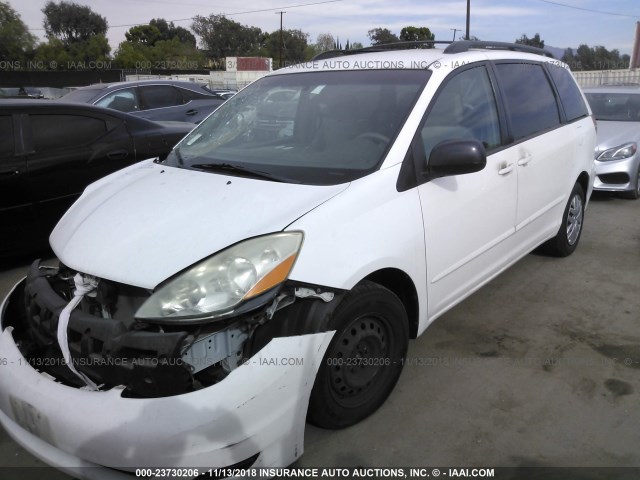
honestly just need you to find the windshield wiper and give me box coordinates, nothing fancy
[174,146,185,166]
[191,162,298,183]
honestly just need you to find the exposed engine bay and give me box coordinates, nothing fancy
[5,261,338,399]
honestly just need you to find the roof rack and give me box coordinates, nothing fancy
[312,40,452,60]
[443,40,554,58]
[311,39,554,61]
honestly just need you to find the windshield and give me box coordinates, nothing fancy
[163,70,430,185]
[585,92,640,121]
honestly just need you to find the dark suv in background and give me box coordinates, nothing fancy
[61,80,232,123]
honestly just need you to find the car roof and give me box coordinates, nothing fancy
[272,41,558,75]
[0,98,122,110]
[0,99,109,110]
[70,79,211,92]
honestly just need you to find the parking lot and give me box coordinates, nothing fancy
[0,192,638,476]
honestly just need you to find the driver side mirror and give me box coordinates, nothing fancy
[423,139,487,181]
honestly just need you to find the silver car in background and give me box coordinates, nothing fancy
[584,86,640,199]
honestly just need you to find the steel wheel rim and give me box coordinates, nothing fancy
[566,193,583,245]
[329,314,390,407]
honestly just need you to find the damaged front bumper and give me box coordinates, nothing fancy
[0,265,335,477]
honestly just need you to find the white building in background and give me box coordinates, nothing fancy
[209,57,272,90]
[125,57,272,91]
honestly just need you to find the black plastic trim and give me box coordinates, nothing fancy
[313,40,554,61]
[312,41,453,60]
[20,261,192,397]
[443,40,554,58]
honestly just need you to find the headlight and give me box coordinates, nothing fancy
[136,232,303,322]
[597,142,637,161]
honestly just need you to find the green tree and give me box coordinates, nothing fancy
[315,33,335,53]
[515,33,544,49]
[125,24,162,46]
[0,1,37,62]
[68,34,111,63]
[351,41,364,50]
[562,44,630,71]
[39,0,110,65]
[34,34,110,68]
[33,38,71,67]
[192,15,265,59]
[151,38,205,67]
[113,41,150,68]
[367,28,399,45]
[561,48,574,63]
[149,18,196,47]
[399,26,435,43]
[304,33,335,59]
[42,1,108,45]
[114,37,205,69]
[267,29,309,67]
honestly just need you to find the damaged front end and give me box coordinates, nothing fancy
[7,256,338,400]
[8,261,253,398]
[0,251,341,474]
[4,231,341,399]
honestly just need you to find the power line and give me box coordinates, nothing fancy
[534,0,640,19]
[28,0,343,30]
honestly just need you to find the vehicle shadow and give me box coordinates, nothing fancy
[589,191,627,202]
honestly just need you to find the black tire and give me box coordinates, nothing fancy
[620,166,640,200]
[307,281,409,429]
[544,182,585,257]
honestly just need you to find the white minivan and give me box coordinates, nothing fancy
[0,41,595,476]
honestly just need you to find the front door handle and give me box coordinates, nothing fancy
[518,154,532,166]
[185,109,198,116]
[498,162,515,175]
[0,169,21,177]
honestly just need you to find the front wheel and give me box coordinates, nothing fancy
[543,182,585,257]
[307,281,409,429]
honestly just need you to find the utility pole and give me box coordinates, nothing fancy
[275,11,286,69]
[465,0,470,40]
[450,28,459,42]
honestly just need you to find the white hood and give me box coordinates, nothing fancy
[51,161,347,289]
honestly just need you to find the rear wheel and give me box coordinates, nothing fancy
[307,281,409,429]
[544,182,585,257]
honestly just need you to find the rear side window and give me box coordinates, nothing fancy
[547,65,589,121]
[0,116,13,156]
[141,85,186,109]
[31,115,107,151]
[495,63,561,140]
[179,86,210,101]
[96,88,140,112]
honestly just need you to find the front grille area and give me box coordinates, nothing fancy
[17,261,194,397]
[598,173,630,184]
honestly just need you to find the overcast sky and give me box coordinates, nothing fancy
[11,0,640,55]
